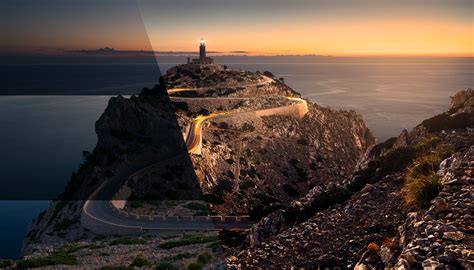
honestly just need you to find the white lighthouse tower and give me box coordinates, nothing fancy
[192,38,213,65]
[199,38,206,59]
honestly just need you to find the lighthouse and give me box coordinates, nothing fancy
[199,38,206,59]
[166,38,221,77]
[191,38,214,65]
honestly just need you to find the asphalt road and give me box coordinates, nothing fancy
[82,75,306,233]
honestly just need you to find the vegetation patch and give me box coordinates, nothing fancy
[402,153,444,209]
[159,234,218,249]
[156,262,178,270]
[49,201,68,224]
[197,252,212,265]
[187,262,203,270]
[420,112,474,132]
[239,180,254,190]
[296,138,309,146]
[53,218,76,231]
[62,243,101,253]
[16,251,77,269]
[129,199,144,208]
[0,259,14,268]
[186,252,212,270]
[213,180,233,196]
[185,202,208,211]
[218,229,248,247]
[99,265,132,270]
[110,237,146,246]
[129,254,149,268]
[201,194,225,205]
[162,252,197,261]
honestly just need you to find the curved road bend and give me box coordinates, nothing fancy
[82,75,307,232]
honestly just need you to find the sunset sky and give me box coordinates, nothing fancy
[2,0,473,56]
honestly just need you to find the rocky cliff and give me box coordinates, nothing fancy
[21,66,375,268]
[235,89,474,269]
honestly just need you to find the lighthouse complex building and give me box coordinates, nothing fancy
[166,38,224,78]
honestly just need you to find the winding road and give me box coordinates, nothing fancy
[81,75,308,234]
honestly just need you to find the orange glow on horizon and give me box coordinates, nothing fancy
[143,17,473,57]
[4,15,473,57]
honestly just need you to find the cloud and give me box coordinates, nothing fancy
[227,50,249,54]
[62,48,250,56]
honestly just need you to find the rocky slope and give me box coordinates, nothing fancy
[18,65,375,269]
[126,68,375,218]
[234,89,474,269]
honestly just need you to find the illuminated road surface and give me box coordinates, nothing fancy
[82,75,308,233]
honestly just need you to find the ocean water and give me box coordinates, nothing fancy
[225,62,474,140]
[0,60,473,258]
[0,96,111,258]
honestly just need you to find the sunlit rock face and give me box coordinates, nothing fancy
[21,66,377,267]
[237,89,473,269]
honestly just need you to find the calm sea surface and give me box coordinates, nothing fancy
[0,61,473,258]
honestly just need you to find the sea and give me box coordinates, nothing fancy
[1,57,473,258]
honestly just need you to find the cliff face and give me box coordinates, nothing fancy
[23,93,196,254]
[190,102,374,218]
[22,67,375,261]
[236,89,474,269]
[19,63,472,269]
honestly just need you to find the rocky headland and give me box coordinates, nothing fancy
[8,63,472,269]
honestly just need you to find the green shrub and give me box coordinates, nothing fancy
[415,136,441,152]
[296,138,309,146]
[239,180,254,190]
[129,254,149,267]
[110,237,146,246]
[213,180,233,196]
[159,234,218,249]
[420,112,474,132]
[16,251,77,269]
[99,266,132,270]
[50,201,68,221]
[218,229,248,247]
[437,145,455,160]
[376,147,417,176]
[0,259,14,268]
[201,194,224,204]
[219,122,230,129]
[197,252,212,265]
[162,252,196,261]
[283,187,352,223]
[54,218,76,231]
[62,243,101,253]
[185,202,208,211]
[130,200,144,208]
[187,262,203,270]
[155,262,178,270]
[369,137,397,157]
[193,210,209,216]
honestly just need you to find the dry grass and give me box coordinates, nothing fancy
[402,153,443,210]
[383,238,398,251]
